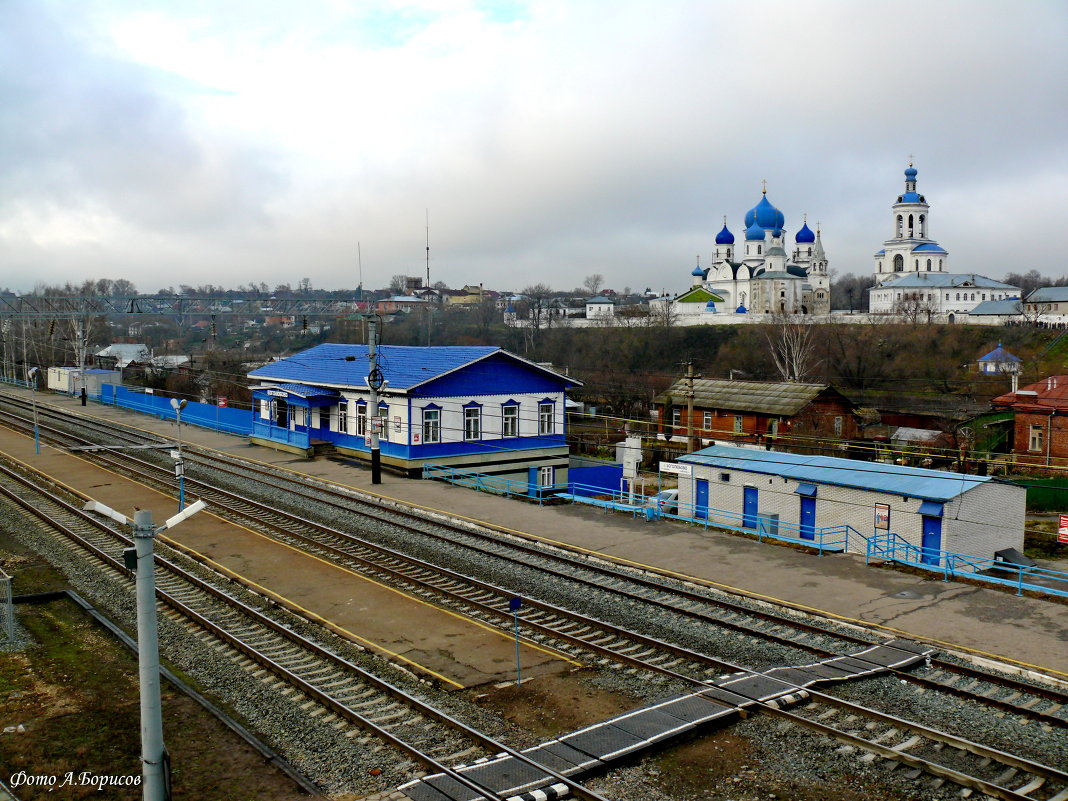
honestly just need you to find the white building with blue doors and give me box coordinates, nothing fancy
[674,444,1023,562]
[247,344,580,482]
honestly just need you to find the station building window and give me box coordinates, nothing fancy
[464,405,481,441]
[502,403,519,438]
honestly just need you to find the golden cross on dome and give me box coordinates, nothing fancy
[908,154,914,166]
[761,178,767,194]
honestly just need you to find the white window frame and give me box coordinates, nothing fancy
[423,408,441,444]
[502,404,519,438]
[1029,425,1043,452]
[464,406,481,441]
[733,415,743,434]
[834,416,843,437]
[703,411,712,429]
[538,465,554,487]
[337,401,348,433]
[539,403,554,435]
[356,403,367,436]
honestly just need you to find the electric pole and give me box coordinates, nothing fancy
[683,361,701,453]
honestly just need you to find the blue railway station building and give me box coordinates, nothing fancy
[247,344,581,482]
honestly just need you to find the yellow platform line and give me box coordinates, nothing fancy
[0,438,580,680]
[13,397,1066,681]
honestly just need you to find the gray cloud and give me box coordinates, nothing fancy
[0,0,1066,294]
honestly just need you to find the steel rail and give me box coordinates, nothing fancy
[0,459,614,801]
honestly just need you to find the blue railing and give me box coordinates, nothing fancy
[251,419,311,449]
[99,385,253,436]
[654,496,865,555]
[867,531,1068,598]
[422,464,566,504]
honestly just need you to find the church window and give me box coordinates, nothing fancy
[945,294,949,300]
[908,214,914,237]
[919,214,926,237]
[893,254,904,272]
[757,245,762,255]
[896,215,903,237]
[939,259,943,269]
[982,294,986,301]
[971,293,976,301]
[878,261,882,272]
[926,259,932,271]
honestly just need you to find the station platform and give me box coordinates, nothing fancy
[8,388,1068,680]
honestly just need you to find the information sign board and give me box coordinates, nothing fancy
[659,462,692,478]
[1058,515,1068,544]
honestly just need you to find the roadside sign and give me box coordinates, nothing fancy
[217,397,227,407]
[1058,515,1068,544]
[509,596,522,612]
[169,450,180,460]
[659,462,692,478]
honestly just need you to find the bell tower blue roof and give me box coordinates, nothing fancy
[715,222,735,245]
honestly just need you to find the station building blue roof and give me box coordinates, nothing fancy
[679,444,991,502]
[248,343,581,393]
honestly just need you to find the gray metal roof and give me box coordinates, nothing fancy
[1026,287,1068,303]
[657,379,837,416]
[872,273,1019,290]
[679,444,992,502]
[968,299,1022,316]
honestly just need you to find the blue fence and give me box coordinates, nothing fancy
[99,385,253,436]
[568,464,625,498]
[866,531,1068,598]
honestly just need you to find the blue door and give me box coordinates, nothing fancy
[921,516,942,566]
[743,486,758,529]
[695,479,709,520]
[799,496,816,540]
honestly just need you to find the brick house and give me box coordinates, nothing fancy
[991,375,1068,469]
[652,379,858,447]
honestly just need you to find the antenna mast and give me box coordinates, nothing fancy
[425,209,431,346]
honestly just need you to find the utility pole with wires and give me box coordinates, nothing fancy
[682,361,702,453]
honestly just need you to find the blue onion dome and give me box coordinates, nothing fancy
[795,220,815,243]
[736,304,747,314]
[744,192,786,231]
[745,217,766,241]
[715,223,735,245]
[905,165,918,180]
[691,265,704,277]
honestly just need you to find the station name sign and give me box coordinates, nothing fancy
[266,389,287,397]
[659,462,692,478]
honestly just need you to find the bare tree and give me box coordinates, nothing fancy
[893,292,939,324]
[389,275,407,295]
[765,313,819,382]
[583,274,604,296]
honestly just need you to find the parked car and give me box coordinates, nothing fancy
[647,489,679,515]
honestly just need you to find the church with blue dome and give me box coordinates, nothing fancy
[682,186,831,318]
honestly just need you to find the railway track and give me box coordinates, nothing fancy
[0,455,611,801]
[1,392,1066,799]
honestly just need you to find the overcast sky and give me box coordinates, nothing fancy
[2,0,1066,296]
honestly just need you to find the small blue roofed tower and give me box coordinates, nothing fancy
[713,215,735,262]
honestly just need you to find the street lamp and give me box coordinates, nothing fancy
[84,498,207,801]
[27,366,40,455]
[169,399,187,511]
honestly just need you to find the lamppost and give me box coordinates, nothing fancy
[169,399,187,511]
[84,498,207,801]
[27,366,40,455]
